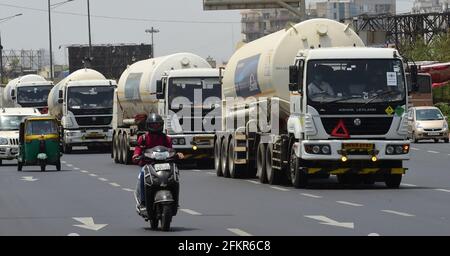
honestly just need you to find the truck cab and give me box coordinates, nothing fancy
[12,81,54,114]
[156,68,221,161]
[58,79,116,152]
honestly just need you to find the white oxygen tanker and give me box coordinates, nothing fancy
[112,53,222,166]
[48,68,117,153]
[2,75,53,113]
[215,18,412,189]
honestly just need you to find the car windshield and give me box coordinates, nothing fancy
[0,116,26,131]
[26,120,58,135]
[306,59,406,104]
[17,86,52,105]
[68,86,114,110]
[416,109,444,121]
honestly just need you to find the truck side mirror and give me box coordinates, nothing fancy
[289,65,299,91]
[410,65,419,92]
[156,80,164,100]
[11,89,16,100]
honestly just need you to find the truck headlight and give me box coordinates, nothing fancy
[386,144,409,155]
[0,138,8,145]
[305,144,331,155]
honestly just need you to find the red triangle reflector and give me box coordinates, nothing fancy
[331,119,350,138]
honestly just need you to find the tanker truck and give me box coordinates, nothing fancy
[214,18,415,188]
[2,75,53,114]
[48,68,116,153]
[112,53,222,166]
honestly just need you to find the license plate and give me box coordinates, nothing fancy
[86,132,103,139]
[342,143,374,150]
[428,132,440,136]
[154,163,171,171]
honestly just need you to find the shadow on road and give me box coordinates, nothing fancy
[143,226,200,232]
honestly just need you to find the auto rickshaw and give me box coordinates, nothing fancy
[17,116,62,172]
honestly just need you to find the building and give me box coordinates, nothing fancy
[353,0,396,15]
[412,0,449,13]
[315,0,358,21]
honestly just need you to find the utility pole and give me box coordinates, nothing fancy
[0,32,3,84]
[48,0,54,80]
[87,0,93,64]
[145,27,160,58]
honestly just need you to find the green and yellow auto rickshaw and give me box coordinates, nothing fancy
[17,116,62,172]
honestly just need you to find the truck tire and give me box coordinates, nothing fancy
[290,146,308,188]
[265,144,281,185]
[214,138,223,177]
[228,139,246,179]
[113,135,120,163]
[123,135,132,165]
[0,160,2,166]
[385,174,402,189]
[118,135,124,164]
[256,143,267,183]
[63,143,72,154]
[220,139,230,178]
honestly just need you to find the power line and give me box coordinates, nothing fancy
[0,2,240,24]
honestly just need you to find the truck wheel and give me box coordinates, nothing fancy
[265,144,281,185]
[290,146,308,188]
[113,135,120,163]
[385,174,402,189]
[0,160,2,166]
[214,139,223,177]
[228,139,245,179]
[118,135,124,164]
[123,135,132,165]
[256,143,267,183]
[220,139,230,177]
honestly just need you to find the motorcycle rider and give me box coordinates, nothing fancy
[132,113,183,212]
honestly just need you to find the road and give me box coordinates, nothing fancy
[0,141,450,236]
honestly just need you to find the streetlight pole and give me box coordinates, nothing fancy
[87,0,92,61]
[145,27,160,58]
[48,0,74,81]
[0,13,23,84]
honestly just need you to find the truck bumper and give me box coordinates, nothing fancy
[0,145,19,160]
[295,140,410,161]
[170,134,215,160]
[65,129,113,146]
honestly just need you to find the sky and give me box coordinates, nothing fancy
[0,0,414,65]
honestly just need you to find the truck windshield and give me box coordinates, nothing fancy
[68,86,114,111]
[416,108,444,121]
[306,59,406,104]
[0,116,26,131]
[168,77,221,109]
[17,86,52,106]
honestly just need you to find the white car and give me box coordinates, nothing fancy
[0,108,42,165]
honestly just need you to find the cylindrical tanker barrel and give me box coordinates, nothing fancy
[48,68,106,119]
[222,18,365,116]
[116,52,211,121]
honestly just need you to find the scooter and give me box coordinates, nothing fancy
[135,146,180,231]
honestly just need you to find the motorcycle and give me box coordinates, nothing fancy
[135,146,180,231]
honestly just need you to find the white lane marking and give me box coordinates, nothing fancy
[81,170,89,173]
[270,186,290,192]
[305,215,354,229]
[301,193,323,199]
[66,164,73,167]
[207,172,215,175]
[427,150,439,154]
[368,233,380,236]
[89,174,98,177]
[401,183,418,187]
[73,167,80,170]
[381,210,415,217]
[246,180,261,185]
[61,161,67,164]
[180,209,202,216]
[109,183,120,187]
[98,178,108,182]
[434,189,450,193]
[410,147,420,151]
[122,188,134,192]
[191,169,202,172]
[336,201,364,207]
[67,233,80,236]
[73,217,107,231]
[227,228,253,236]
[21,176,38,182]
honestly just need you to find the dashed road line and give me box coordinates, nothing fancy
[434,188,450,193]
[227,228,252,236]
[427,150,439,154]
[61,161,67,164]
[300,193,323,199]
[89,174,98,177]
[80,170,89,173]
[246,180,261,185]
[180,209,202,216]
[73,167,80,170]
[270,186,290,192]
[109,183,120,187]
[410,147,420,151]
[66,164,73,167]
[122,188,134,192]
[98,178,108,182]
[207,172,215,175]
[67,233,80,236]
[191,169,202,172]
[368,233,380,236]
[381,210,415,217]
[401,183,418,187]
[336,201,363,207]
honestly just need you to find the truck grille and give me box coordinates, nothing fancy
[321,117,393,136]
[75,116,112,126]
[9,139,19,145]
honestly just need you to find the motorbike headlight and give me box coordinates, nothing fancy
[0,138,8,145]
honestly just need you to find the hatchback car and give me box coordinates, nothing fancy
[408,106,449,143]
